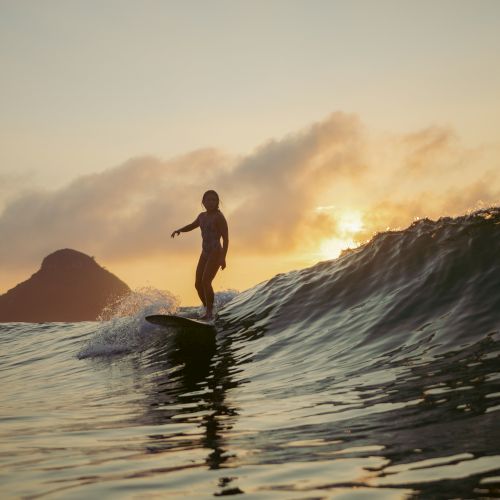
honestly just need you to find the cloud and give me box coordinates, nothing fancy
[399,125,460,175]
[0,149,229,266]
[0,170,38,209]
[1,112,498,274]
[219,112,367,253]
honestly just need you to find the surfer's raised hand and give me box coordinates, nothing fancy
[172,219,200,238]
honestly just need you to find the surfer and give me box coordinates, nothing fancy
[171,190,229,321]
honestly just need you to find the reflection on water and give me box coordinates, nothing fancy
[138,328,240,473]
[1,319,499,498]
[83,324,246,497]
[232,342,498,497]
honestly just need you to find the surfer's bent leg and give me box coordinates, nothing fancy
[201,248,221,318]
[195,252,208,307]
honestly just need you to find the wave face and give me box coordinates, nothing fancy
[219,207,500,354]
[1,208,499,498]
[215,207,500,493]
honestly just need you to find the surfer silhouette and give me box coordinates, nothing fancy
[171,190,228,321]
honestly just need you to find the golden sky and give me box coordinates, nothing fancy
[1,1,499,304]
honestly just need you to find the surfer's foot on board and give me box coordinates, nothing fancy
[199,313,213,321]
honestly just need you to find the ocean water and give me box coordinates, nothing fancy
[1,208,499,499]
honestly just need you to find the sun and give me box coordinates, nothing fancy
[337,211,364,234]
[316,209,364,260]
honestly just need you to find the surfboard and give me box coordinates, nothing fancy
[145,314,216,333]
[145,314,216,356]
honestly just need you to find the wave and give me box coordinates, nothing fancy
[209,207,500,494]
[217,207,500,362]
[2,208,499,497]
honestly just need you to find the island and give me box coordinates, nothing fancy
[0,249,131,322]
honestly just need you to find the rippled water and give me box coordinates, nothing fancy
[1,208,499,498]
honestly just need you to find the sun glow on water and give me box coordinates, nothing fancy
[319,236,357,260]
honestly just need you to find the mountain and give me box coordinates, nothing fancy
[0,249,131,322]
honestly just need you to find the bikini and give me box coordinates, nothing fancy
[199,211,223,258]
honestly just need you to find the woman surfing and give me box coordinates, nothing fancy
[171,190,229,321]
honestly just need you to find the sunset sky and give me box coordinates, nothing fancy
[1,0,499,305]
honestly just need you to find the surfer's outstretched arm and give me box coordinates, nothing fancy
[171,215,200,238]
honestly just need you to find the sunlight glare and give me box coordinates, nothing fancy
[319,237,357,260]
[316,209,365,260]
[338,211,364,234]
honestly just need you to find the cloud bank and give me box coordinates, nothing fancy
[1,112,498,273]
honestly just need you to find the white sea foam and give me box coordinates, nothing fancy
[77,287,179,358]
[97,286,180,321]
[76,288,240,358]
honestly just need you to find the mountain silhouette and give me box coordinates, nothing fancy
[0,249,130,322]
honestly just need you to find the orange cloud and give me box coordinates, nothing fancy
[0,112,498,283]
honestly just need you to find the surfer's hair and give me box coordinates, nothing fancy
[202,190,220,209]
